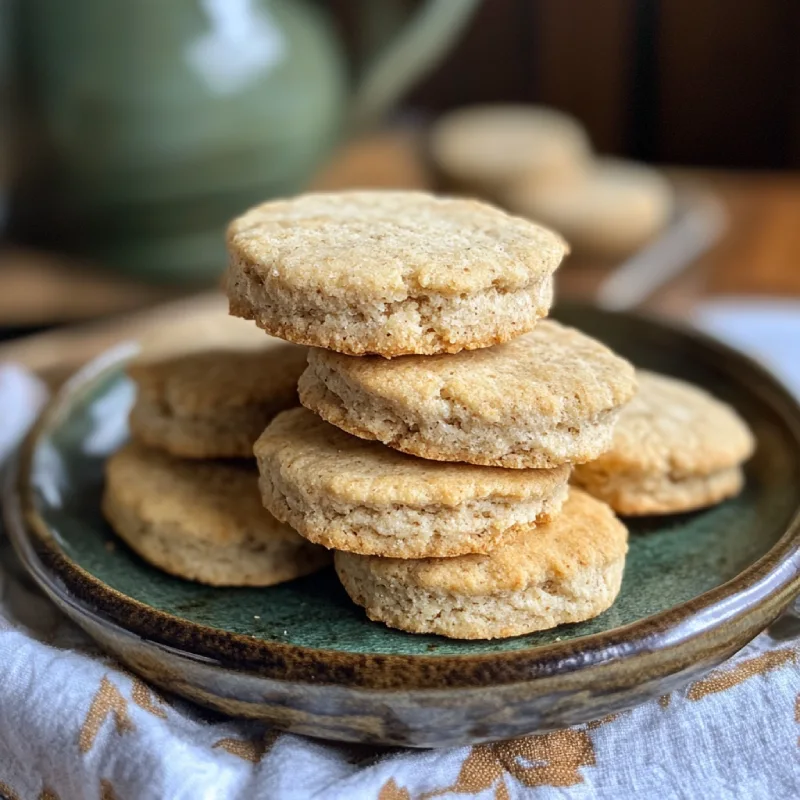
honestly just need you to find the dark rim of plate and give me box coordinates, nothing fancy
[12,307,800,691]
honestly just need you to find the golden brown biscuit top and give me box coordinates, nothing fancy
[226,191,567,300]
[106,442,296,544]
[306,320,637,424]
[584,370,755,478]
[255,408,569,507]
[358,490,628,595]
[128,343,307,417]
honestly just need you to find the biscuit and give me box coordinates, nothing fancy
[507,158,673,259]
[335,489,628,639]
[429,104,592,203]
[225,191,567,357]
[254,408,570,558]
[299,320,637,469]
[128,342,307,458]
[572,371,755,514]
[102,442,330,586]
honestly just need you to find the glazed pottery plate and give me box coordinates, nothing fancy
[7,306,800,747]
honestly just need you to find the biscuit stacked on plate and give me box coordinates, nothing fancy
[103,344,332,586]
[572,371,755,515]
[101,188,755,640]
[227,190,640,639]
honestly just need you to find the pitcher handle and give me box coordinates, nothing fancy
[349,0,481,131]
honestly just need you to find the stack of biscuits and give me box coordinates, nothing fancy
[102,344,333,587]
[104,189,755,641]
[230,190,635,641]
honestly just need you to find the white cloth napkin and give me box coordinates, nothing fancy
[1,303,799,800]
[694,298,800,397]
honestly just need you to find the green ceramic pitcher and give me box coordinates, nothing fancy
[16,0,479,282]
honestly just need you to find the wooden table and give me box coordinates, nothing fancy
[1,131,799,379]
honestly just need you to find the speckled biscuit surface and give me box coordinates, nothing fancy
[429,104,592,202]
[299,320,637,468]
[507,158,674,259]
[572,371,755,514]
[102,442,330,586]
[225,191,567,357]
[335,489,628,639]
[254,408,570,558]
[128,343,308,458]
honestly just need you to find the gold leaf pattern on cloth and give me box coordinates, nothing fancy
[78,676,135,754]
[586,713,619,730]
[212,730,280,763]
[378,778,412,800]
[99,778,118,800]
[131,679,168,720]
[104,663,171,720]
[795,694,800,748]
[425,742,508,798]
[0,781,21,800]
[658,695,672,709]
[38,788,60,800]
[687,648,796,701]
[423,716,618,798]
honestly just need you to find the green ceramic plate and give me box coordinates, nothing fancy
[7,306,800,747]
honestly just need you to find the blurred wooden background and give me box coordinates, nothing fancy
[334,0,800,168]
[3,0,800,359]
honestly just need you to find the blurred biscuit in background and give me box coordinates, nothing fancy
[133,297,267,363]
[507,158,675,260]
[429,104,591,203]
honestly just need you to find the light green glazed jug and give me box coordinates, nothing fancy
[16,0,479,282]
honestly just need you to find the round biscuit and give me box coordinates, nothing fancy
[507,158,674,259]
[225,190,567,357]
[429,104,591,202]
[128,343,307,458]
[335,489,628,639]
[572,371,755,514]
[254,407,570,558]
[102,442,330,586]
[299,319,637,468]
